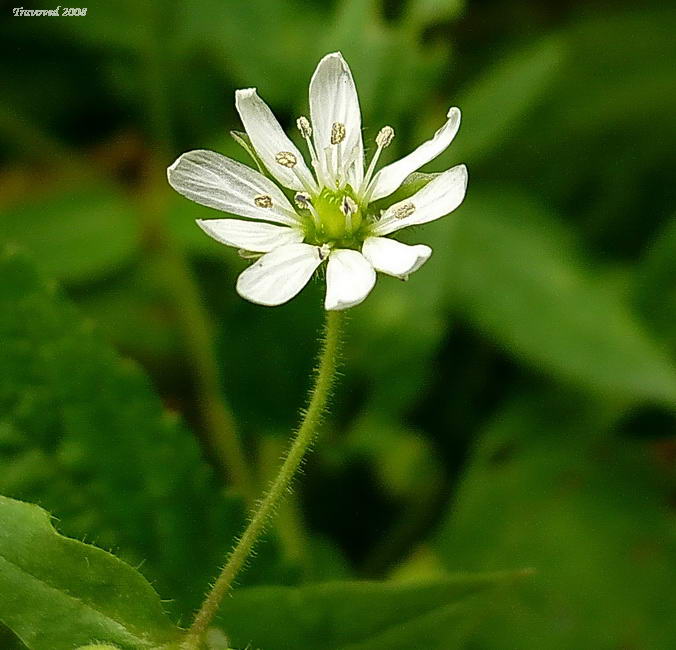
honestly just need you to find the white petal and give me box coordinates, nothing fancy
[235,88,317,193]
[372,164,468,236]
[236,243,323,306]
[324,249,376,311]
[309,52,364,189]
[197,219,303,253]
[367,108,461,202]
[168,150,300,226]
[362,237,432,279]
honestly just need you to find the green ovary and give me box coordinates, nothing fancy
[311,188,364,245]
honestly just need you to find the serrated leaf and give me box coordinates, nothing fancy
[0,495,180,650]
[216,572,525,650]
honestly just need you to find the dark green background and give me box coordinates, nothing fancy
[1,0,675,648]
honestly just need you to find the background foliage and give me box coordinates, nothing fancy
[1,0,675,648]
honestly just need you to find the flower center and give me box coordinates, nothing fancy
[298,187,367,247]
[313,187,363,242]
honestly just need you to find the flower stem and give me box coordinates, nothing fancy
[181,310,344,649]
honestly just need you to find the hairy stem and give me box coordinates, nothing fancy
[182,310,344,649]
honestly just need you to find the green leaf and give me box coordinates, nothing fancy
[451,36,566,163]
[0,185,140,284]
[0,246,250,616]
[441,186,676,405]
[216,572,526,650]
[434,391,676,649]
[404,0,464,33]
[0,494,180,650]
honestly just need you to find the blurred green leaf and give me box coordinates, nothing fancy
[0,246,245,615]
[318,0,452,124]
[450,35,566,164]
[0,624,25,649]
[342,413,443,500]
[176,0,322,108]
[635,214,676,349]
[434,391,676,649]
[0,185,140,284]
[0,494,180,650]
[217,572,525,650]
[441,186,676,405]
[404,0,465,33]
[74,260,182,360]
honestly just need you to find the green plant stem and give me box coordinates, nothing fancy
[181,310,344,649]
[138,11,257,504]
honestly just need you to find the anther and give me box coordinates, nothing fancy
[295,191,320,228]
[331,122,346,145]
[254,194,273,208]
[296,116,312,139]
[340,195,358,217]
[375,126,395,148]
[275,151,297,168]
[391,202,415,219]
[294,192,311,209]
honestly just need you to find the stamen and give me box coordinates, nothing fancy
[375,126,395,148]
[324,145,337,188]
[294,191,320,228]
[360,125,396,201]
[390,202,415,219]
[341,144,362,188]
[341,195,358,233]
[331,122,346,145]
[254,194,273,209]
[294,192,311,209]
[296,116,312,138]
[297,117,326,187]
[275,151,297,168]
[340,195,357,217]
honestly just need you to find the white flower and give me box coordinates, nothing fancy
[168,52,468,310]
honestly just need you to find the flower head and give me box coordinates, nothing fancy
[168,52,467,310]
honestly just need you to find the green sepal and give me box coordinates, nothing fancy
[230,130,266,175]
[369,172,440,216]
